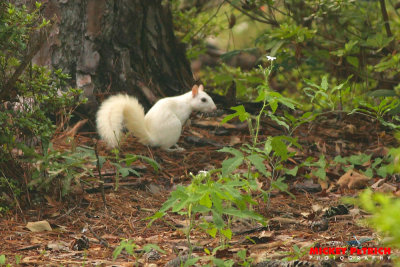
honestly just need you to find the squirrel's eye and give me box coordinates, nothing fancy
[201,97,207,102]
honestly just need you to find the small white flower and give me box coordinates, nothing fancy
[266,55,276,61]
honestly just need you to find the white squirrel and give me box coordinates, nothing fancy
[96,84,216,150]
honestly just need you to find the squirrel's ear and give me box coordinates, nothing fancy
[192,85,199,97]
[198,84,204,92]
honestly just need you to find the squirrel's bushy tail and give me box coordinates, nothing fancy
[96,94,151,147]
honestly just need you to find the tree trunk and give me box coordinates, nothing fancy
[34,0,194,120]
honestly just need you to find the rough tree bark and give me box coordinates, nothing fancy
[34,0,194,121]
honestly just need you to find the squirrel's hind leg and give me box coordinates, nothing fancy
[165,144,185,152]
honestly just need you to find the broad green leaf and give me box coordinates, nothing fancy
[376,165,388,178]
[221,155,244,177]
[255,89,266,102]
[220,228,232,240]
[137,155,160,172]
[210,192,223,213]
[346,56,359,68]
[116,166,129,177]
[348,154,371,165]
[313,168,326,180]
[271,136,289,161]
[363,168,373,178]
[269,113,290,131]
[371,157,383,168]
[223,208,265,222]
[212,210,225,228]
[0,255,6,265]
[142,244,166,254]
[285,166,298,176]
[218,147,244,158]
[199,193,212,208]
[207,227,218,238]
[270,40,285,56]
[247,154,268,176]
[334,155,347,164]
[269,99,278,113]
[184,257,200,267]
[221,105,250,123]
[271,177,295,198]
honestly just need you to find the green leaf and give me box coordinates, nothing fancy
[212,210,225,228]
[346,56,359,68]
[271,136,289,161]
[376,165,388,178]
[363,168,373,178]
[184,257,201,267]
[368,89,398,97]
[334,155,347,164]
[199,193,212,208]
[269,113,290,131]
[237,249,247,260]
[247,154,268,176]
[0,255,6,265]
[220,228,232,240]
[321,75,328,91]
[269,99,278,113]
[220,153,244,177]
[223,208,264,222]
[221,105,250,124]
[255,89,266,102]
[348,154,371,165]
[271,177,295,198]
[207,227,218,238]
[285,166,298,176]
[313,168,326,180]
[270,40,285,56]
[218,147,244,158]
[137,155,160,172]
[119,167,132,177]
[142,244,166,254]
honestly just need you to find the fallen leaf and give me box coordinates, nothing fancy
[374,183,397,193]
[371,178,386,189]
[26,220,52,232]
[336,170,369,189]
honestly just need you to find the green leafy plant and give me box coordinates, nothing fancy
[349,97,400,129]
[220,62,299,199]
[304,155,328,181]
[108,149,160,191]
[357,189,400,266]
[236,249,253,266]
[112,239,165,262]
[204,63,264,100]
[26,145,98,196]
[170,1,225,60]
[283,244,311,261]
[188,246,235,267]
[0,2,86,207]
[334,153,394,178]
[148,171,265,256]
[303,75,353,112]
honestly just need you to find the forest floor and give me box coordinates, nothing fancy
[1,110,399,266]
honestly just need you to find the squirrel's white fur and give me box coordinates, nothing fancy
[96,84,216,150]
